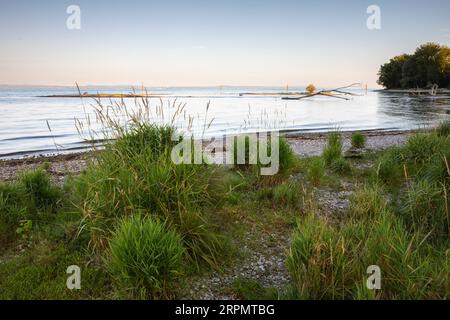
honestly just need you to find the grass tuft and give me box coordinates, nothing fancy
[322,131,343,166]
[108,215,185,298]
[351,132,366,149]
[306,158,325,185]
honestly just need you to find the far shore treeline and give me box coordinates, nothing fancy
[377,43,450,90]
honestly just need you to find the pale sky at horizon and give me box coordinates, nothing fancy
[0,0,449,88]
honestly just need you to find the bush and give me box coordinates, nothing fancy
[306,84,316,94]
[351,133,366,149]
[323,131,343,166]
[108,216,185,298]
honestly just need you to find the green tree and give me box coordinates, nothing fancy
[377,54,410,89]
[413,43,443,87]
[378,42,450,89]
[401,56,420,88]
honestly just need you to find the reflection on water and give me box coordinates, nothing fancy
[0,87,449,158]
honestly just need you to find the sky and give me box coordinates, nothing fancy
[0,0,449,88]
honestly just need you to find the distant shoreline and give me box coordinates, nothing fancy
[377,88,450,94]
[39,93,168,98]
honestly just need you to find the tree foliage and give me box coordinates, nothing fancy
[377,43,450,89]
[306,84,316,94]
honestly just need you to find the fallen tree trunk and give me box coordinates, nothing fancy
[282,83,362,101]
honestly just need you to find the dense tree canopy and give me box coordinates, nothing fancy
[377,43,450,89]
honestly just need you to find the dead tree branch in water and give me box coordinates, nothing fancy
[282,83,363,101]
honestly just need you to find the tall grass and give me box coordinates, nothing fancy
[322,130,351,174]
[108,215,185,298]
[322,131,343,166]
[0,169,61,245]
[273,181,303,208]
[232,134,295,174]
[435,120,450,137]
[375,147,404,185]
[72,123,224,268]
[373,132,449,242]
[401,180,449,242]
[347,185,388,221]
[306,158,325,185]
[288,210,447,299]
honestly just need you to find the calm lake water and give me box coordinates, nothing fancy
[1,86,449,158]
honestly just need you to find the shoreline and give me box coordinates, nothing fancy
[0,129,420,183]
[377,88,450,94]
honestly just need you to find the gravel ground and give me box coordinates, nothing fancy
[287,130,411,157]
[184,230,291,300]
[0,153,89,185]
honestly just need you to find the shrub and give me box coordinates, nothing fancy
[306,84,316,94]
[108,216,185,298]
[323,131,343,166]
[351,133,366,149]
[306,158,325,185]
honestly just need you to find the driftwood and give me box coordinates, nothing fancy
[282,83,362,101]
